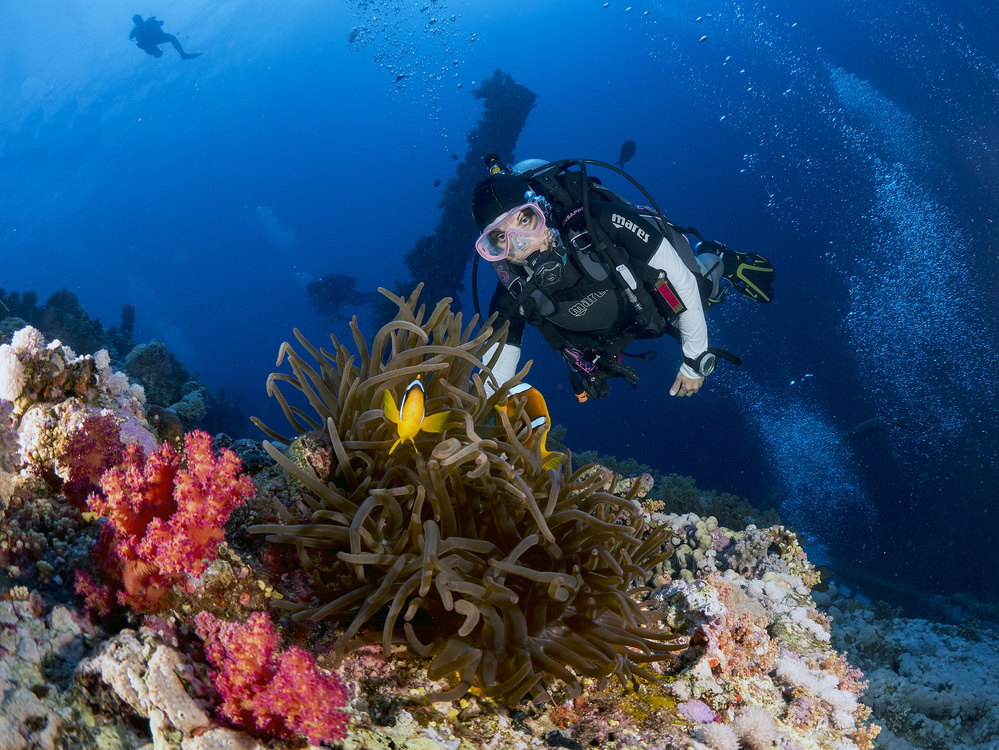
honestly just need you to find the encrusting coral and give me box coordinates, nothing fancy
[250,286,684,704]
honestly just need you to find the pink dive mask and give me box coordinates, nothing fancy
[474,203,548,261]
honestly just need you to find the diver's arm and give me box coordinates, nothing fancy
[590,202,707,395]
[647,237,708,383]
[481,342,521,397]
[481,285,525,397]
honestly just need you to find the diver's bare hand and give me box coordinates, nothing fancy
[670,371,703,397]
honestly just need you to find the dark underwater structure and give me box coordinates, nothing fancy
[374,70,537,326]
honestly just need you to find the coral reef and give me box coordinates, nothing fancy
[0,325,158,591]
[1,595,89,750]
[652,519,880,750]
[0,324,150,431]
[56,411,126,506]
[0,399,17,507]
[2,290,249,439]
[0,291,886,750]
[574,448,781,535]
[826,588,999,749]
[0,288,132,360]
[75,621,269,749]
[124,339,209,434]
[251,286,683,703]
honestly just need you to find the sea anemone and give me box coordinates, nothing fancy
[250,286,684,703]
[733,704,780,749]
[694,722,739,750]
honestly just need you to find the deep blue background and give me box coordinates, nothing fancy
[3,0,997,602]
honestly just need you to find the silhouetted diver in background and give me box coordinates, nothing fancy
[129,15,202,60]
[306,273,379,327]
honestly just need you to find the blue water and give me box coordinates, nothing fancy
[3,1,997,601]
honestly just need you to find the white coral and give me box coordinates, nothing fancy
[789,605,831,642]
[776,653,856,729]
[10,325,46,355]
[93,349,112,378]
[733,704,780,749]
[0,345,26,401]
[93,348,141,402]
[107,371,131,398]
[17,407,49,464]
[128,383,146,405]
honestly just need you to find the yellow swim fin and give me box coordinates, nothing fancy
[725,250,775,303]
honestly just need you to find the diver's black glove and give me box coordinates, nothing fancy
[560,346,639,402]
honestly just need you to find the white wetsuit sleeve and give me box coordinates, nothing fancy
[481,342,522,397]
[647,237,708,379]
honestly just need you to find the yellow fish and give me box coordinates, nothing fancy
[383,378,451,454]
[497,382,564,471]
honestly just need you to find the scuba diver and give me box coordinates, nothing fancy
[129,15,202,60]
[306,272,379,327]
[472,155,775,402]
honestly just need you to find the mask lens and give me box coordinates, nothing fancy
[475,203,547,260]
[474,233,507,260]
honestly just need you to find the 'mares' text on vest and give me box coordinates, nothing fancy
[568,290,608,317]
[611,213,650,243]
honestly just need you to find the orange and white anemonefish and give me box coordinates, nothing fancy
[382,378,451,454]
[497,382,563,471]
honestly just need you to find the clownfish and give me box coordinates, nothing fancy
[497,382,564,471]
[383,378,451,454]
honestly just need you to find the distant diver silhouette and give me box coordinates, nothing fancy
[129,15,202,60]
[306,272,379,327]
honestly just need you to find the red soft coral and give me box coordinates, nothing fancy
[134,431,252,578]
[74,569,117,618]
[79,430,255,613]
[195,611,348,744]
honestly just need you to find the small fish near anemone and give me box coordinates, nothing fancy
[495,382,564,471]
[383,378,451,453]
[249,285,684,704]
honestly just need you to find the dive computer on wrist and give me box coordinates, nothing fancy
[684,351,717,377]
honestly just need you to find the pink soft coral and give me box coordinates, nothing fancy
[195,611,348,744]
[60,412,125,507]
[79,430,255,613]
